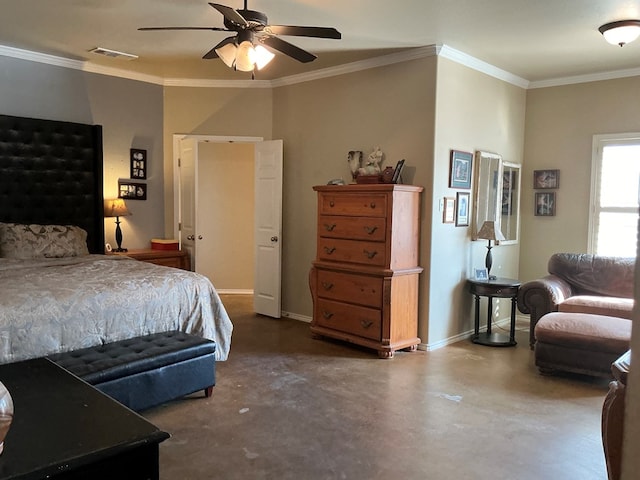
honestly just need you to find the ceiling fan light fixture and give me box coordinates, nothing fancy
[215,42,237,68]
[235,40,256,71]
[599,20,640,47]
[254,45,275,70]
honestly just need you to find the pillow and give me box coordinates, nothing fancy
[0,223,89,259]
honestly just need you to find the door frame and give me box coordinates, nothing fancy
[172,134,263,241]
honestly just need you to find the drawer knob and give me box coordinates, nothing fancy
[321,281,334,290]
[323,246,336,255]
[324,223,337,232]
[369,202,376,209]
[322,311,334,320]
[363,249,378,259]
[360,320,373,329]
[329,201,335,207]
[364,226,378,235]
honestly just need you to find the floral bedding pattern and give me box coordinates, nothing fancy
[0,255,233,363]
[0,222,89,259]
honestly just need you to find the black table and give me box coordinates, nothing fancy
[468,277,521,347]
[0,358,169,480]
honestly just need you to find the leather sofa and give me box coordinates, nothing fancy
[517,253,635,348]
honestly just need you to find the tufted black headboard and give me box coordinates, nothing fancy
[0,114,105,253]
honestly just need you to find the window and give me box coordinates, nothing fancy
[590,134,640,257]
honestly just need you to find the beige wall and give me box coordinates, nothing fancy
[197,142,255,291]
[520,76,640,282]
[272,56,438,329]
[431,58,526,345]
[162,86,273,237]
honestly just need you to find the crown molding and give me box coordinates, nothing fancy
[3,42,637,91]
[0,44,165,85]
[528,66,640,89]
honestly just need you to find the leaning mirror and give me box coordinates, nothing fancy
[499,162,521,244]
[472,151,502,240]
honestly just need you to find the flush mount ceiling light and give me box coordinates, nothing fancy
[599,20,640,47]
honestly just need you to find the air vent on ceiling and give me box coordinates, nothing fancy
[89,47,138,60]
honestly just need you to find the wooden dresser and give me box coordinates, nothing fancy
[309,184,423,358]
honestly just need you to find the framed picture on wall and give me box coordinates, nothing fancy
[535,192,556,216]
[455,192,470,226]
[443,197,455,223]
[449,150,473,189]
[533,169,559,189]
[119,180,147,200]
[130,149,147,180]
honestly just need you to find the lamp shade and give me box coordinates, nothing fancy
[476,221,505,242]
[599,20,640,47]
[104,198,131,218]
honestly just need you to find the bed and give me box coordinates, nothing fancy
[0,113,232,363]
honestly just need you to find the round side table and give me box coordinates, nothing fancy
[467,277,521,347]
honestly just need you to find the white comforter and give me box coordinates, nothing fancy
[0,255,233,362]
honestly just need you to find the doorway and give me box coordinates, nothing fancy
[172,134,283,317]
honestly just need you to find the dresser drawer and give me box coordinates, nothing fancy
[315,299,381,341]
[319,193,387,217]
[317,238,387,266]
[318,215,386,242]
[316,269,383,308]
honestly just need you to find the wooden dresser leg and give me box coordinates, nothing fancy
[204,386,214,398]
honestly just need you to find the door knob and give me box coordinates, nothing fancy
[271,236,279,242]
[198,235,203,240]
[186,235,195,241]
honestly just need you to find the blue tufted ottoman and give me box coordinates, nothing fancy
[48,331,216,411]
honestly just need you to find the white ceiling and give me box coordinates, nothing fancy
[1,0,639,84]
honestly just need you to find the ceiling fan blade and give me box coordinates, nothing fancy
[209,3,248,27]
[265,25,341,39]
[138,26,228,31]
[261,36,317,63]
[203,36,236,59]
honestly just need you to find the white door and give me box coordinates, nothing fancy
[178,137,198,268]
[253,140,283,318]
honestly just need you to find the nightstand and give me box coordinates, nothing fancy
[109,249,190,271]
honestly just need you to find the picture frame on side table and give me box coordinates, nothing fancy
[443,197,455,223]
[449,150,473,189]
[474,268,488,281]
[455,192,470,226]
[535,192,556,216]
[533,169,559,189]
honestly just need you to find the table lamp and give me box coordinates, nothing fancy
[476,221,505,280]
[104,198,131,252]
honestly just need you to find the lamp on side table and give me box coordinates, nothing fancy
[104,198,131,252]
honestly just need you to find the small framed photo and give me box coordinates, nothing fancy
[474,268,488,281]
[392,159,405,184]
[443,197,455,223]
[118,180,147,200]
[130,149,147,180]
[449,150,473,189]
[455,192,470,226]
[533,169,559,189]
[535,192,556,216]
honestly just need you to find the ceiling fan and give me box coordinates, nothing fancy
[139,1,341,72]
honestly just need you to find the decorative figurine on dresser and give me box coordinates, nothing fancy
[309,184,423,358]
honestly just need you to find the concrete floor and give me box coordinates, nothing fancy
[145,295,610,480]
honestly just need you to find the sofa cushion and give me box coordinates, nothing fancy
[558,296,634,319]
[535,312,631,354]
